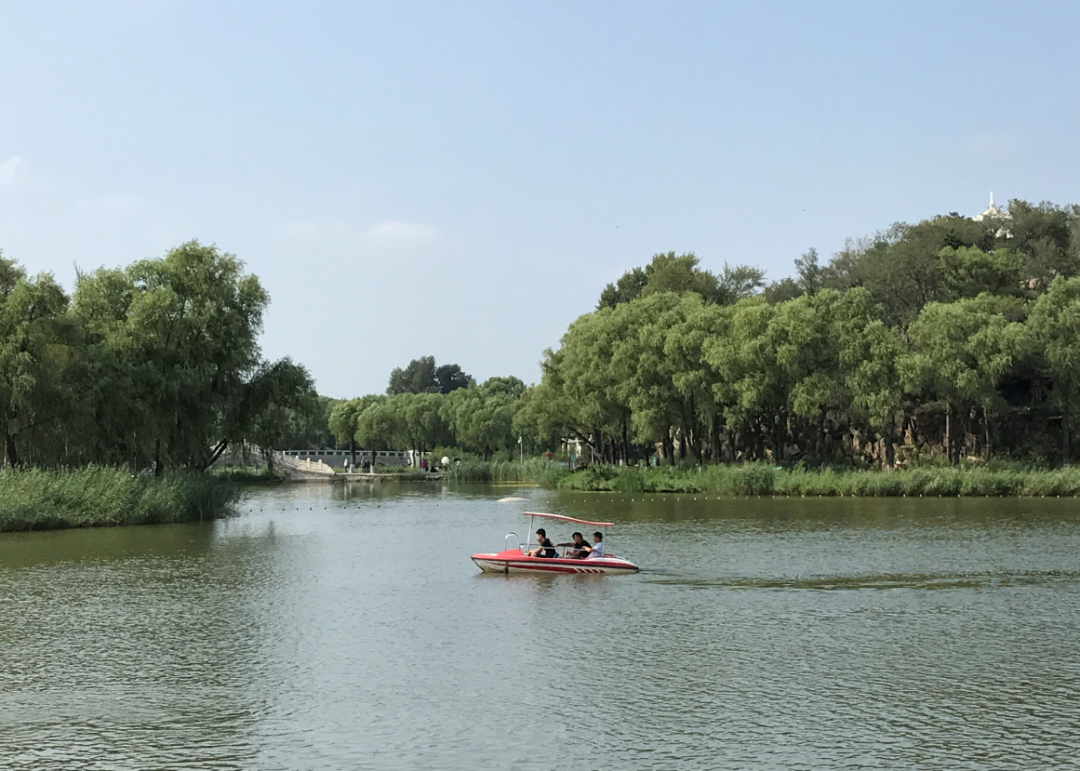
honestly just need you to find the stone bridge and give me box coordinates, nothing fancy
[212,444,336,481]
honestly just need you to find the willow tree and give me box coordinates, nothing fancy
[903,294,1027,463]
[391,392,451,456]
[71,241,313,473]
[611,293,687,463]
[441,377,524,459]
[704,297,785,462]
[765,290,846,462]
[542,309,632,462]
[664,295,731,462]
[1029,276,1080,461]
[834,288,903,466]
[0,255,70,467]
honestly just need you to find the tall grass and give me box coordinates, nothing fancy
[0,466,241,532]
[554,463,1080,496]
[212,466,280,485]
[442,459,568,486]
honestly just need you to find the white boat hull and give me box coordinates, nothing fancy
[471,550,639,575]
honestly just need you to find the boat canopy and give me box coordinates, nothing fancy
[523,512,614,527]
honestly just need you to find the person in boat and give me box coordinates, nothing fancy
[584,531,604,558]
[527,528,557,558]
[556,532,590,559]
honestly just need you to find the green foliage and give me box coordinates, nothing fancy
[441,377,525,459]
[336,198,1080,474]
[441,458,567,485]
[387,355,437,395]
[0,258,70,467]
[211,466,279,485]
[551,464,1080,497]
[729,464,776,495]
[1029,276,1080,459]
[598,251,763,310]
[612,466,648,492]
[1,243,316,472]
[0,467,240,531]
[577,464,619,489]
[937,246,1025,299]
[387,356,472,395]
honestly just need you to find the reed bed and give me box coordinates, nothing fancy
[441,459,568,486]
[554,463,1080,497]
[0,466,241,532]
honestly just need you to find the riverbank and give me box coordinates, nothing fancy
[557,463,1080,496]
[437,459,1080,497]
[0,467,241,532]
[335,469,438,482]
[441,458,567,486]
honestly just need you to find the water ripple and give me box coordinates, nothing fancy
[2,488,1080,769]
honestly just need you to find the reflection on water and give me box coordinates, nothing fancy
[3,484,1080,769]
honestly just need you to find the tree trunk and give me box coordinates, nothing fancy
[816,409,826,463]
[684,423,701,463]
[155,439,164,476]
[350,439,357,467]
[5,432,19,468]
[883,424,895,469]
[945,406,953,466]
[206,439,229,469]
[710,415,722,463]
[1064,404,1071,464]
[983,407,992,461]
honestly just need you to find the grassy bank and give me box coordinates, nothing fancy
[555,463,1080,497]
[212,466,281,485]
[0,467,242,532]
[441,459,569,486]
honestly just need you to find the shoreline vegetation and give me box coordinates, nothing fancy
[444,459,1080,497]
[0,467,241,533]
[324,203,1080,476]
[6,459,1080,535]
[9,202,1080,535]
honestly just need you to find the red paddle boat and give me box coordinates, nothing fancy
[471,512,639,575]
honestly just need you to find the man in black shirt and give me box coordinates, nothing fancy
[527,528,557,558]
[556,532,590,558]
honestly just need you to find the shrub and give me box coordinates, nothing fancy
[729,464,775,496]
[0,466,240,532]
[612,466,649,493]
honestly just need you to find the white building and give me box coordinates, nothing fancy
[972,192,1011,223]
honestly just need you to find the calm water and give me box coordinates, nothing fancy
[3,484,1080,770]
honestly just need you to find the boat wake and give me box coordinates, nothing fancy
[642,569,1080,591]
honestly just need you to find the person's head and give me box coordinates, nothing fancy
[572,532,584,544]
[593,531,603,543]
[536,528,546,540]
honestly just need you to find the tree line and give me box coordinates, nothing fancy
[327,200,1080,469]
[327,357,525,463]
[0,241,317,473]
[519,200,1080,467]
[11,198,1078,474]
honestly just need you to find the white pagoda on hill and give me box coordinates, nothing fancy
[972,192,1011,222]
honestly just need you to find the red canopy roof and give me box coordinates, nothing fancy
[523,511,614,527]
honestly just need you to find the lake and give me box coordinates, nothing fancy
[3,484,1080,769]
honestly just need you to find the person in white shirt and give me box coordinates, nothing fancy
[585,531,604,558]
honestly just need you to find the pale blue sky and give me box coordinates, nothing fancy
[2,1,1078,396]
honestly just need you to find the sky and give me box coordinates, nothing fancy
[2,1,1079,397]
